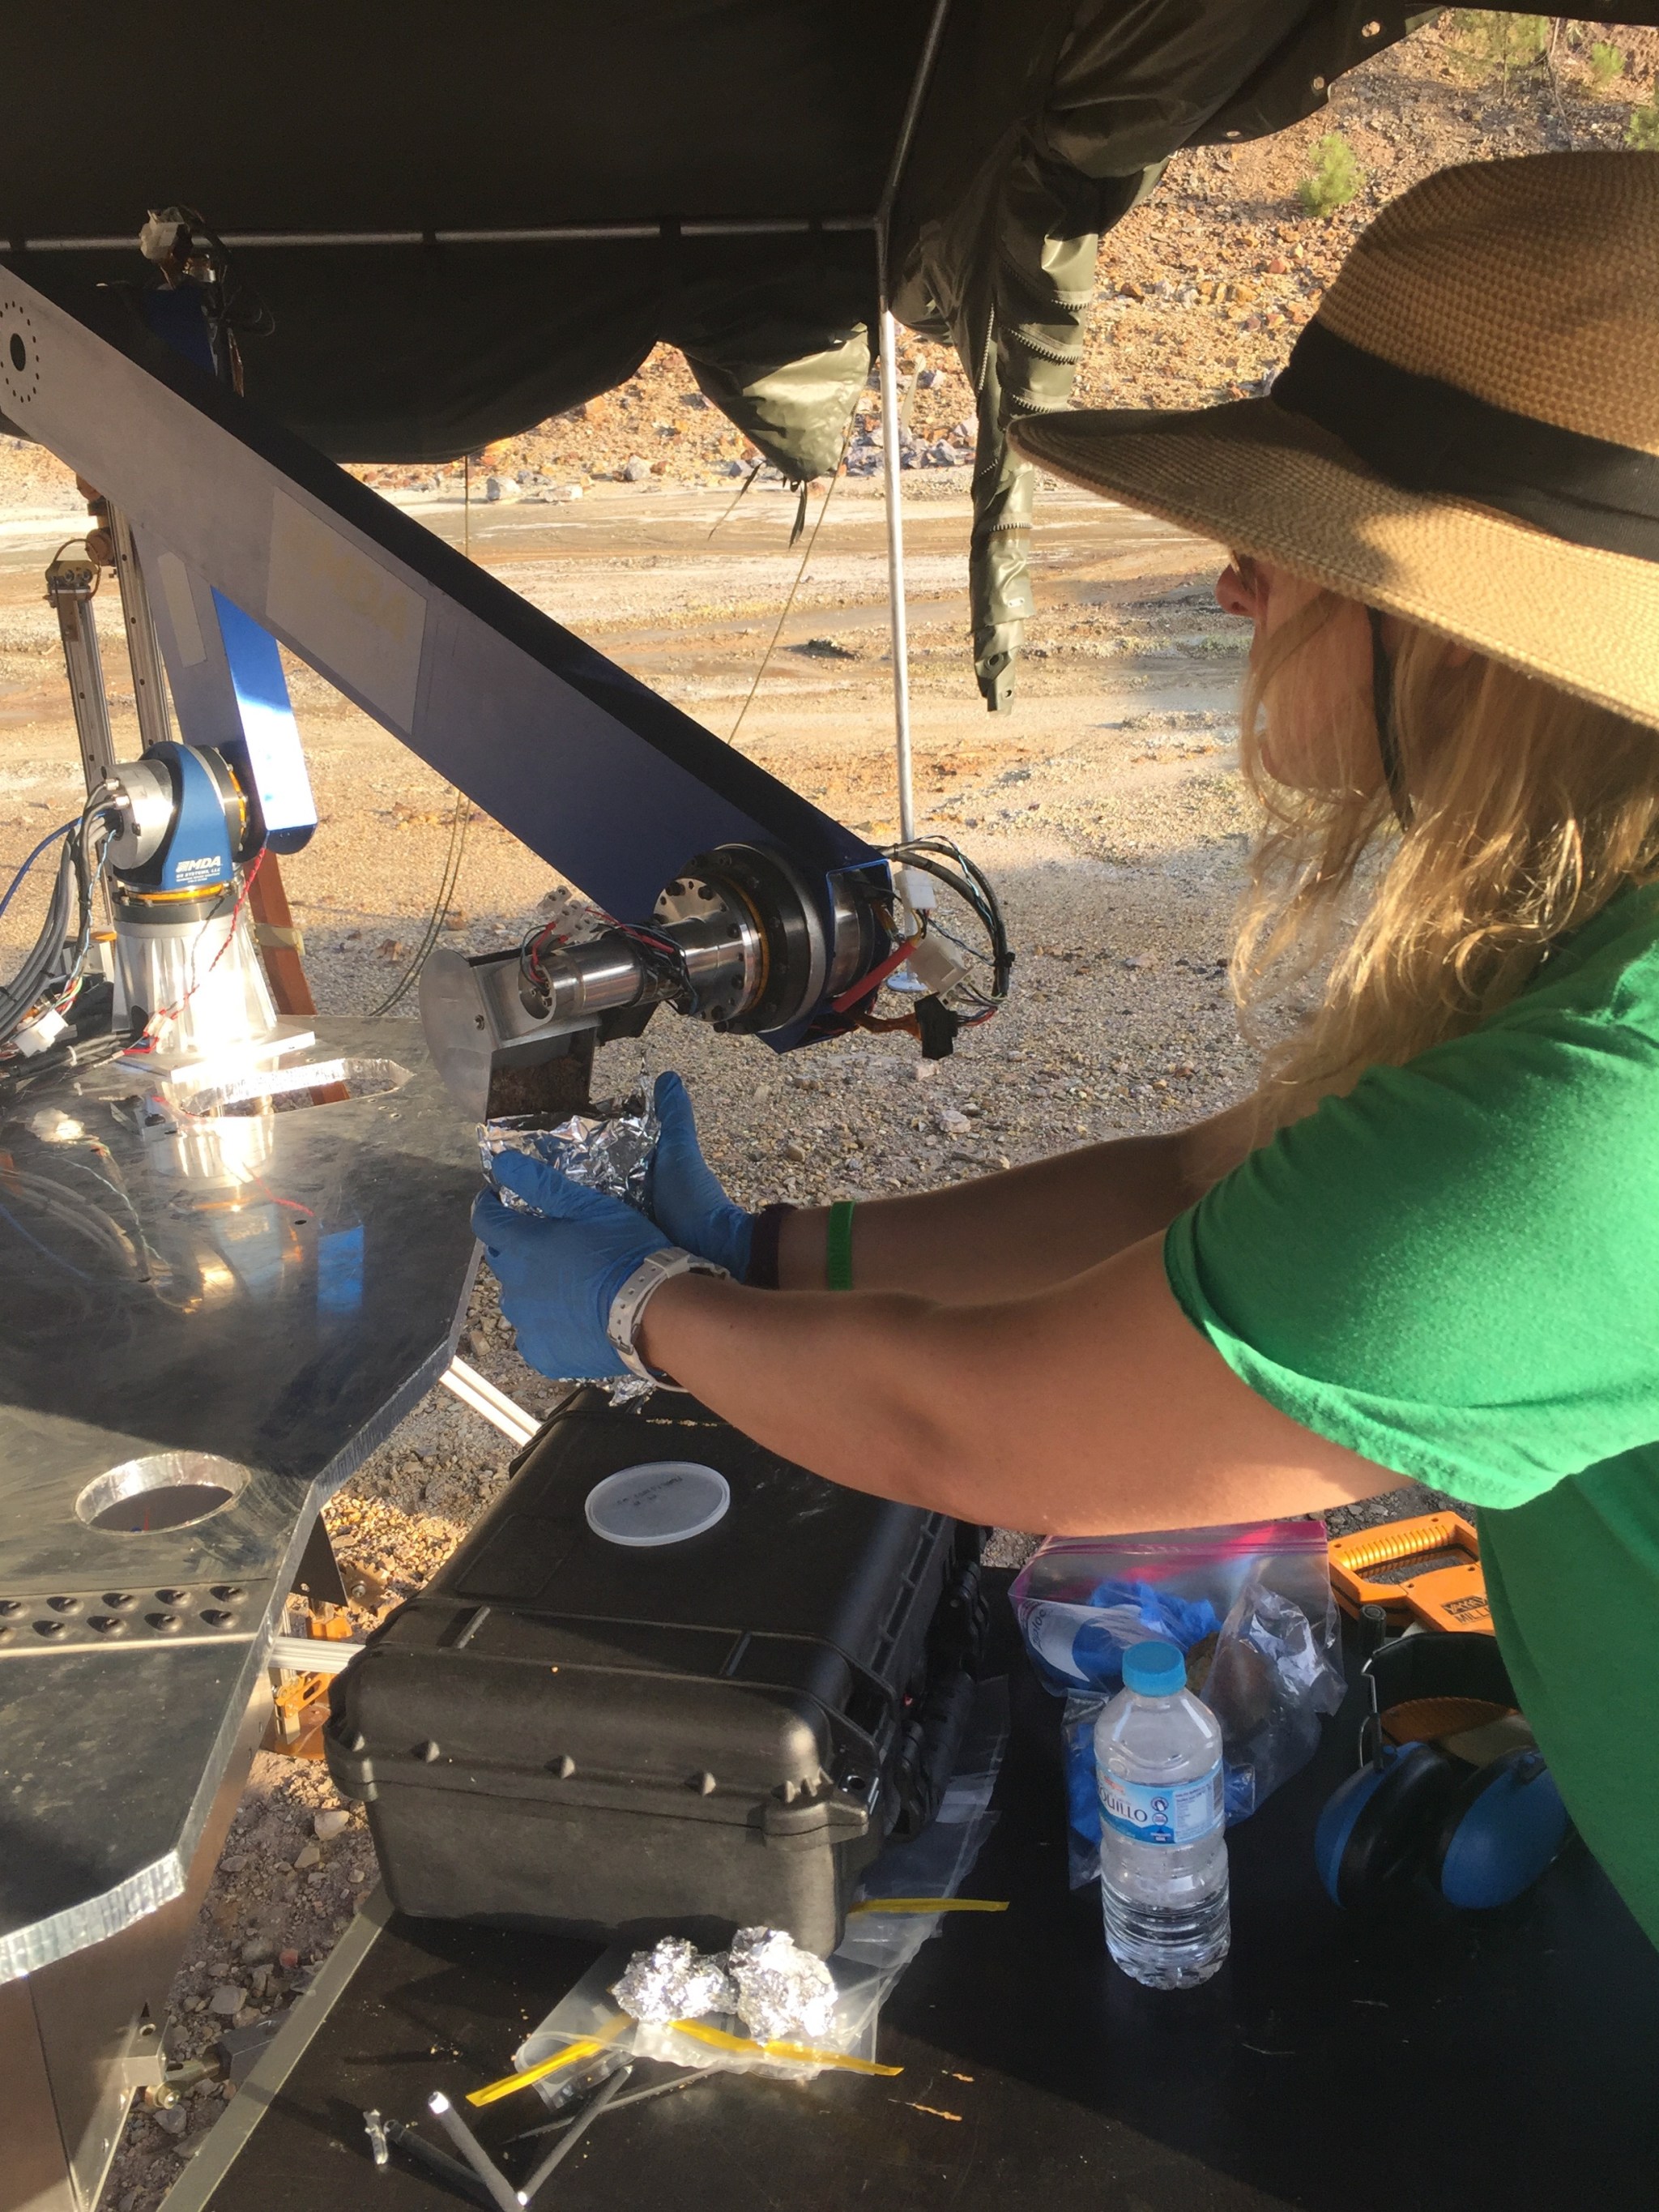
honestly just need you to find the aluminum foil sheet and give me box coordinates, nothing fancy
[478,1096,659,1217]
[479,1094,662,1403]
[727,1926,838,2043]
[611,1937,737,2026]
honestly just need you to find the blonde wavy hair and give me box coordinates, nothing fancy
[1233,593,1659,1137]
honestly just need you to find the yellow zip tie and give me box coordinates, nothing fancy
[848,1897,1009,1915]
[667,2018,903,2077]
[466,2013,629,2107]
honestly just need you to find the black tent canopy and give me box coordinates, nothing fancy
[6,2,1657,704]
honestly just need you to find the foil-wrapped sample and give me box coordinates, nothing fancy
[611,1937,736,2026]
[478,1095,659,1217]
[726,1926,838,2043]
[480,1095,663,1404]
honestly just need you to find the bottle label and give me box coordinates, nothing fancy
[1100,1760,1224,1846]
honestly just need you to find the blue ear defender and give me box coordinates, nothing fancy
[1428,1746,1567,1910]
[1316,1627,1570,1911]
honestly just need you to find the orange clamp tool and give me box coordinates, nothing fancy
[1328,1511,1491,1635]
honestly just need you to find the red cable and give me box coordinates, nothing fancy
[130,848,268,1054]
[827,937,915,1017]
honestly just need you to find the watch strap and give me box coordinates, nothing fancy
[606,1245,730,1382]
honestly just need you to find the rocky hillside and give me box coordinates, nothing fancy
[360,15,1659,492]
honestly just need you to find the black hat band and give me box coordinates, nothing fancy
[1271,316,1659,565]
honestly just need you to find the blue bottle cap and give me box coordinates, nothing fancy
[1123,1638,1187,1697]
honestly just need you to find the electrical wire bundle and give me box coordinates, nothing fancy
[138,206,275,392]
[837,835,1013,1056]
[518,905,699,1018]
[607,918,701,1016]
[885,836,1013,1020]
[0,791,116,1064]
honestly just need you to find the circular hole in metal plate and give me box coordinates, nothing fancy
[584,1462,731,1548]
[75,1452,249,1532]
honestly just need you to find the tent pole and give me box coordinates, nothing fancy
[877,301,915,843]
[874,0,952,848]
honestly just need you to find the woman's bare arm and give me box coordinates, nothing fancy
[775,1098,1262,1302]
[639,1228,1392,1533]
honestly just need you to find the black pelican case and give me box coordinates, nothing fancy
[326,1390,985,1956]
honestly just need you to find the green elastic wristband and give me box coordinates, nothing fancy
[825,1199,856,1292]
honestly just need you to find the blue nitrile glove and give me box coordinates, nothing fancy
[471,1149,672,1380]
[649,1070,756,1280]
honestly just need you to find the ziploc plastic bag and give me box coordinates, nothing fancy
[1011,1522,1344,1881]
[508,1679,1009,2093]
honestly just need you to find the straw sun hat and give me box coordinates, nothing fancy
[1010,152,1659,734]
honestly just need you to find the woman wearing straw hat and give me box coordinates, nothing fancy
[475,152,1659,1941]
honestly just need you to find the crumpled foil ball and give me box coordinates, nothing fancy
[611,1937,737,2026]
[726,1926,838,2043]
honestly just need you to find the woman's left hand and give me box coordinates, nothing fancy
[471,1151,672,1379]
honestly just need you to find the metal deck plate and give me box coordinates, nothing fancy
[0,1018,480,1981]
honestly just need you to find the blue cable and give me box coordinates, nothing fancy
[0,819,76,931]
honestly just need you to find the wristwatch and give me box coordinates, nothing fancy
[606,1245,731,1383]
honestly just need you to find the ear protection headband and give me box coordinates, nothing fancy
[1316,1630,1568,1911]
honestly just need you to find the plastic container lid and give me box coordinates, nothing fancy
[584,1462,731,1548]
[1123,1638,1187,1697]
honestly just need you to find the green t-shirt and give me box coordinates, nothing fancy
[1165,882,1659,1943]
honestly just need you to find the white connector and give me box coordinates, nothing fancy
[14,1006,69,1057]
[896,864,937,925]
[904,933,972,995]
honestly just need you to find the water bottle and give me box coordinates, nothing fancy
[1094,1638,1229,1988]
